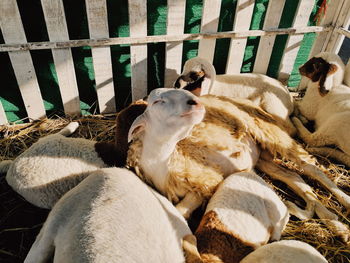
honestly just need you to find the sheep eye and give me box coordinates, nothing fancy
[153,99,164,105]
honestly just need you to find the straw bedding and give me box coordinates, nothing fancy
[0,116,349,263]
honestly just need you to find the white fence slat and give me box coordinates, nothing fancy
[226,0,255,74]
[325,0,350,53]
[307,0,344,57]
[0,0,46,120]
[164,0,186,87]
[277,0,314,82]
[0,101,8,125]
[253,0,286,74]
[41,0,81,116]
[86,0,116,113]
[298,0,344,90]
[128,0,148,101]
[197,0,222,62]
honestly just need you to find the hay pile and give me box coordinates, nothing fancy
[0,116,349,263]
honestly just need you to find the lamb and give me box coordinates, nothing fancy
[239,240,328,263]
[0,101,147,209]
[126,88,350,239]
[173,57,296,135]
[182,171,289,263]
[24,167,192,263]
[293,52,350,167]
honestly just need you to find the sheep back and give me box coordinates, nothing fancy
[6,134,107,208]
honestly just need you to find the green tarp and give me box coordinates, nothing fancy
[0,0,323,123]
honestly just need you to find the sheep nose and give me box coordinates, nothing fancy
[187,99,198,105]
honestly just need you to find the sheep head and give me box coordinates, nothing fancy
[174,57,216,96]
[128,88,205,144]
[299,52,345,96]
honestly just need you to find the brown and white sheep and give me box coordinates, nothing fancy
[183,171,289,263]
[293,52,350,167]
[173,57,296,135]
[126,88,350,239]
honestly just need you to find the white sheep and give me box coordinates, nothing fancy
[183,171,289,263]
[0,101,147,209]
[126,88,350,240]
[293,52,350,167]
[240,240,328,263]
[2,122,110,209]
[173,57,295,135]
[24,167,192,263]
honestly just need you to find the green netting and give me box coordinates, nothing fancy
[0,0,323,123]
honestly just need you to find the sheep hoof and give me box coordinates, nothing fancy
[182,235,203,263]
[327,220,350,243]
[59,122,80,136]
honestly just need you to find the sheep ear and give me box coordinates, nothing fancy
[328,63,338,76]
[128,114,147,142]
[318,64,337,96]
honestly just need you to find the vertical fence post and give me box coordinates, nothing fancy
[277,0,314,83]
[226,0,255,74]
[86,0,116,113]
[128,0,148,101]
[164,0,186,87]
[197,0,222,63]
[0,101,7,125]
[0,0,46,121]
[41,0,81,116]
[253,0,286,74]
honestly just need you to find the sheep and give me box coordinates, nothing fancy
[0,99,148,209]
[24,167,192,263]
[182,171,289,263]
[173,57,296,135]
[126,88,350,240]
[292,52,350,167]
[239,240,328,263]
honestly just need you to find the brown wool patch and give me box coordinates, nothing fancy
[195,211,255,263]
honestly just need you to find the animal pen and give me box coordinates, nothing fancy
[0,0,350,262]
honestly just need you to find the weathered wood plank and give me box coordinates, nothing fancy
[0,26,330,52]
[0,0,46,120]
[86,0,116,113]
[0,101,8,125]
[197,0,222,62]
[253,0,286,74]
[164,0,186,87]
[278,0,314,82]
[324,0,350,53]
[128,0,148,101]
[226,0,255,74]
[307,0,344,57]
[41,0,81,115]
[298,0,344,90]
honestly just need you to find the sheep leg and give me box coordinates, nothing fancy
[257,155,350,242]
[182,234,203,263]
[176,192,204,220]
[24,229,54,263]
[256,157,317,219]
[314,202,350,242]
[300,162,350,211]
[307,147,350,167]
[0,160,13,174]
[57,122,79,136]
[291,117,327,147]
[293,102,309,125]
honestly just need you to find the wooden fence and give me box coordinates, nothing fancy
[0,0,349,125]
